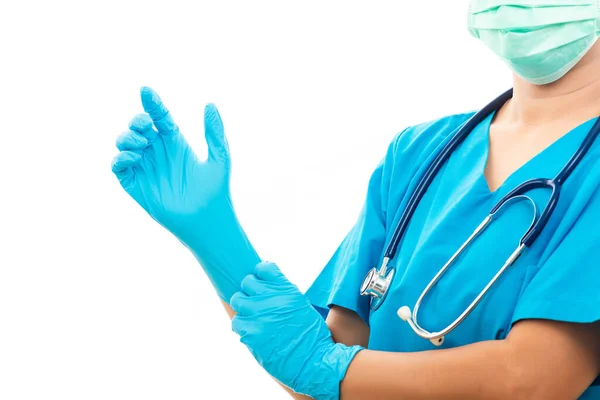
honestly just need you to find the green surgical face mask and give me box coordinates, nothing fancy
[468,0,600,85]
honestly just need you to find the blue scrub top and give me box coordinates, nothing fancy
[305,111,600,399]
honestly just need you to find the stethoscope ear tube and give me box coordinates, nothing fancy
[362,89,515,313]
[383,89,515,262]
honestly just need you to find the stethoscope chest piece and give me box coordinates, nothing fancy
[360,264,395,311]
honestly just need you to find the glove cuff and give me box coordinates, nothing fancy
[295,343,364,400]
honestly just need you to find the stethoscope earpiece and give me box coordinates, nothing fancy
[397,306,411,321]
[397,306,445,346]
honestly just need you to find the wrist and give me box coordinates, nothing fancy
[295,342,364,400]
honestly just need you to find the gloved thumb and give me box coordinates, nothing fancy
[204,103,230,166]
[254,262,288,283]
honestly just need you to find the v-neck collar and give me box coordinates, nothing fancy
[475,113,599,197]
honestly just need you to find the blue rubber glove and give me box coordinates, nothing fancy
[230,262,363,400]
[111,87,261,302]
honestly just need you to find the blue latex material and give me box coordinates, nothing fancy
[231,262,363,400]
[305,112,600,398]
[112,87,260,302]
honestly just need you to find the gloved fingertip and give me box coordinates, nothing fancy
[231,316,243,335]
[111,161,124,173]
[140,86,157,99]
[140,87,156,107]
[204,102,218,115]
[229,291,241,309]
[204,104,224,130]
[140,87,168,119]
[116,131,148,151]
[129,113,154,132]
[239,274,254,289]
[254,261,285,282]
[205,103,224,126]
[111,151,142,172]
[254,260,276,269]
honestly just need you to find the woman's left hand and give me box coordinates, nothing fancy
[230,262,363,400]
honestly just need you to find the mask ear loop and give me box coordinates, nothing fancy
[466,2,479,38]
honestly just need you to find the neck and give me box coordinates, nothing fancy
[500,40,600,126]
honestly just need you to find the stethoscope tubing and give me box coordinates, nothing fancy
[385,88,600,257]
[384,89,514,260]
[365,88,600,344]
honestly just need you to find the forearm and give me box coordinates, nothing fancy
[341,340,518,400]
[221,301,312,400]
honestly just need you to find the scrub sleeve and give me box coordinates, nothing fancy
[512,179,600,326]
[512,175,600,395]
[305,135,399,325]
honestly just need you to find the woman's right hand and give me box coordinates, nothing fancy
[111,87,260,302]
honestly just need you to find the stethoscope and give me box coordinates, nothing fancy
[360,88,600,346]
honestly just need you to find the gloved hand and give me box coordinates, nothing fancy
[230,262,363,400]
[111,87,261,302]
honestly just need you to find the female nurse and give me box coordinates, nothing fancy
[112,1,600,399]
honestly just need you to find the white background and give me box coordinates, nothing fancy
[0,1,511,399]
